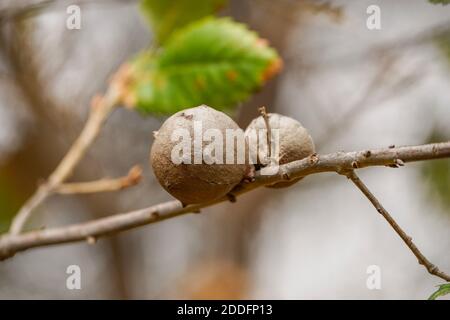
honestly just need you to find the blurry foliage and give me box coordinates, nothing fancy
[428,0,450,4]
[428,283,450,300]
[178,260,248,299]
[140,0,226,45]
[0,171,23,233]
[121,1,281,115]
[429,36,450,210]
[422,132,450,210]
[435,32,450,64]
[128,17,280,114]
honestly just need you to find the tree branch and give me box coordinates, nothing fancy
[8,85,120,235]
[1,141,449,262]
[55,165,142,195]
[345,170,450,282]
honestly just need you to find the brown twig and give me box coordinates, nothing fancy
[258,106,272,158]
[9,85,120,235]
[55,165,142,195]
[345,170,450,282]
[1,142,449,263]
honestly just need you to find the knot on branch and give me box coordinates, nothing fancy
[363,150,372,158]
[351,161,360,169]
[427,264,438,274]
[0,237,14,261]
[387,159,405,168]
[308,153,319,165]
[226,193,237,203]
[279,166,292,181]
[86,236,97,245]
[150,211,160,219]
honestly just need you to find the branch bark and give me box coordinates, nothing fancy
[345,170,450,282]
[55,165,142,194]
[1,141,449,263]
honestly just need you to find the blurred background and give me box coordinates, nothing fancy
[0,0,449,299]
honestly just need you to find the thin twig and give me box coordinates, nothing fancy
[1,142,449,261]
[259,106,272,158]
[55,165,142,195]
[345,170,450,282]
[9,85,120,235]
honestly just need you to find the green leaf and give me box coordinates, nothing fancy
[428,283,450,300]
[126,17,282,115]
[428,0,450,4]
[140,0,226,45]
